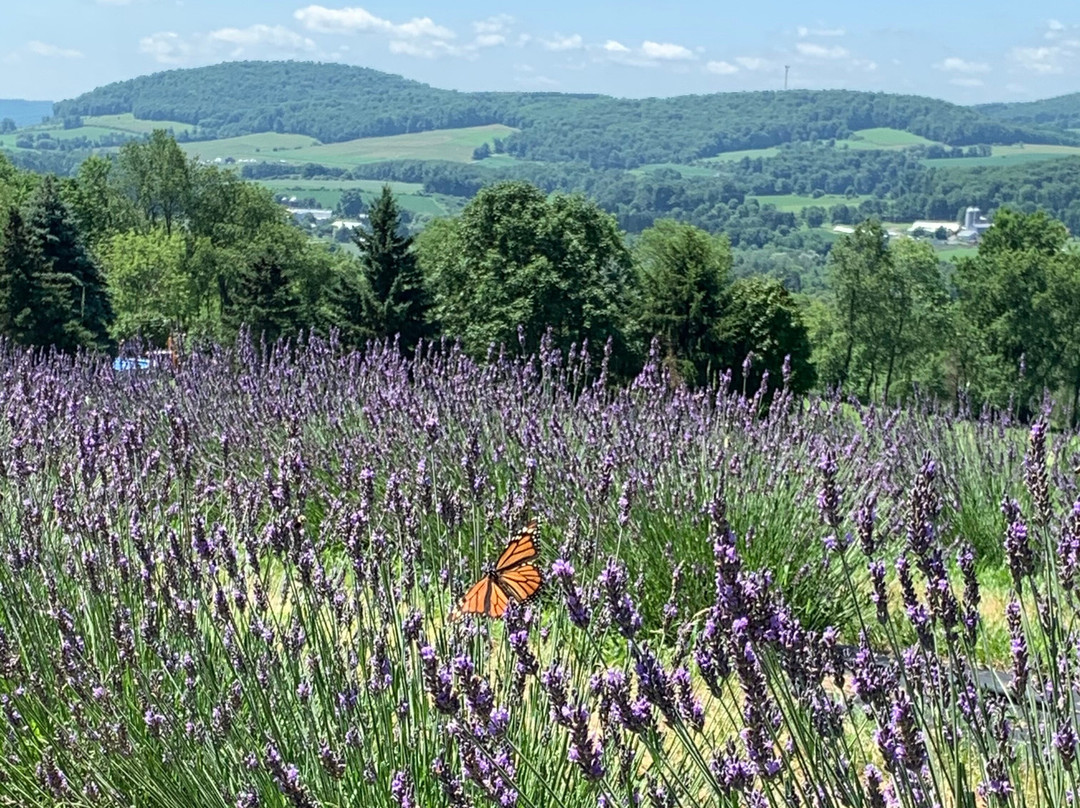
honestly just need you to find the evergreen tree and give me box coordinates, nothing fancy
[352,185,431,353]
[224,243,300,346]
[633,219,731,386]
[0,207,66,348]
[25,176,114,352]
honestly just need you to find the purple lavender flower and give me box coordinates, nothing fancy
[390,770,416,808]
[1002,498,1034,591]
[598,557,642,639]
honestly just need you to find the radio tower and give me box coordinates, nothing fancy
[784,65,790,90]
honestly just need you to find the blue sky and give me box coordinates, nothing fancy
[4,0,1080,104]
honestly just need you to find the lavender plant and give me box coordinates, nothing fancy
[0,332,1075,807]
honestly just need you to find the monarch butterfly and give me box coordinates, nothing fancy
[459,521,543,618]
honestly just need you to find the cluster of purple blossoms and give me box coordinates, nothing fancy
[598,558,642,639]
[550,558,591,629]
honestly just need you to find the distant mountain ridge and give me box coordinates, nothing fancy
[976,93,1080,129]
[53,60,1078,170]
[0,99,54,128]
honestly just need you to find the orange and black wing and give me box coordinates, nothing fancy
[460,574,511,618]
[496,563,543,604]
[495,521,539,572]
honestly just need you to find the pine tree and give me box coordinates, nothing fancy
[352,185,431,353]
[225,244,300,346]
[25,175,114,351]
[0,207,64,347]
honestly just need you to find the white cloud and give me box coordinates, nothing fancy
[140,24,316,65]
[735,56,770,71]
[1046,18,1067,39]
[293,5,506,58]
[25,41,84,58]
[597,38,696,67]
[208,24,316,53]
[1010,44,1065,73]
[473,15,512,35]
[139,32,191,64]
[795,42,849,59]
[541,33,583,51]
[936,56,990,74]
[705,60,739,74]
[294,6,455,40]
[641,40,694,60]
[797,25,845,37]
[473,34,505,48]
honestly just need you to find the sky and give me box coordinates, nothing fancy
[3,0,1080,105]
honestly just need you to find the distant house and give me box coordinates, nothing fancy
[832,225,856,235]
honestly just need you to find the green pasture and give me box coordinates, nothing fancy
[925,143,1080,168]
[838,127,939,149]
[83,113,194,135]
[179,133,322,161]
[294,124,517,166]
[750,192,873,212]
[179,124,516,167]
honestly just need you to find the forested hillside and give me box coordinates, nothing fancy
[54,61,1075,169]
[977,92,1080,128]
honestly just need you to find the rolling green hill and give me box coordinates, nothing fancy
[976,93,1080,129]
[52,61,1077,170]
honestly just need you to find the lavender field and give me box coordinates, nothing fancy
[0,334,1078,807]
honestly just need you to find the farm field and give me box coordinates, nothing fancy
[0,337,1075,806]
[82,113,194,135]
[925,143,1080,167]
[180,124,518,167]
[702,146,782,162]
[750,192,874,211]
[837,127,939,149]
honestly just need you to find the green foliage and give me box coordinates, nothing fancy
[335,187,365,218]
[716,277,816,396]
[352,185,432,353]
[632,219,730,386]
[115,130,194,235]
[420,181,633,365]
[223,238,301,345]
[953,208,1075,416]
[98,228,193,341]
[822,222,949,401]
[25,176,113,352]
[0,207,65,348]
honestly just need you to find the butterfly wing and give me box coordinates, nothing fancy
[495,520,539,571]
[496,563,543,604]
[459,574,512,618]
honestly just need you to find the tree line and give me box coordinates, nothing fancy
[1,131,1078,422]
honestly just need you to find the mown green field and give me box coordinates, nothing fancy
[926,143,1080,168]
[179,133,323,161]
[180,125,517,167]
[837,127,939,149]
[82,113,193,135]
[751,193,873,212]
